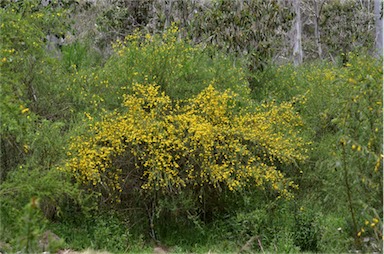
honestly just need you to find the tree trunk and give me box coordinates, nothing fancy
[293,0,303,65]
[164,0,174,29]
[374,0,383,57]
[313,0,323,59]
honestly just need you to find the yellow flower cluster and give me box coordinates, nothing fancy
[357,217,381,237]
[64,83,308,199]
[19,104,30,114]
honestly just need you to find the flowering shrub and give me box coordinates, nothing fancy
[252,52,382,251]
[64,83,308,202]
[0,2,70,173]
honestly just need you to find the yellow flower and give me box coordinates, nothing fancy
[23,144,29,153]
[64,84,308,199]
[20,106,29,114]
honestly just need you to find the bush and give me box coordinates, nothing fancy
[2,1,379,252]
[0,0,81,178]
[317,213,352,253]
[293,207,319,252]
[0,166,84,252]
[64,83,307,195]
[49,210,146,252]
[269,230,300,253]
[251,52,383,251]
[101,24,250,102]
[62,82,309,243]
[60,24,252,119]
[61,41,103,72]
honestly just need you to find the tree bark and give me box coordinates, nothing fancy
[374,0,383,57]
[313,0,324,59]
[164,0,174,29]
[293,0,303,65]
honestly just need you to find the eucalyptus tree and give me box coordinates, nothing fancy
[320,0,376,59]
[374,0,383,57]
[292,0,303,65]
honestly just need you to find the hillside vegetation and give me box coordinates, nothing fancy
[0,1,382,253]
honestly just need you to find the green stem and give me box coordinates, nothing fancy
[26,206,32,253]
[341,143,359,247]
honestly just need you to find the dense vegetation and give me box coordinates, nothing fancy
[0,0,382,253]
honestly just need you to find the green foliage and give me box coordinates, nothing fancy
[0,0,74,177]
[86,0,293,70]
[17,198,46,253]
[70,0,377,66]
[293,208,319,252]
[11,199,65,253]
[269,230,300,253]
[316,213,352,253]
[51,212,132,252]
[233,208,268,239]
[91,213,131,252]
[185,0,293,70]
[251,52,383,252]
[61,41,103,72]
[320,1,375,57]
[0,167,82,233]
[105,25,249,100]
[60,24,251,118]
[0,6,41,173]
[0,1,380,252]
